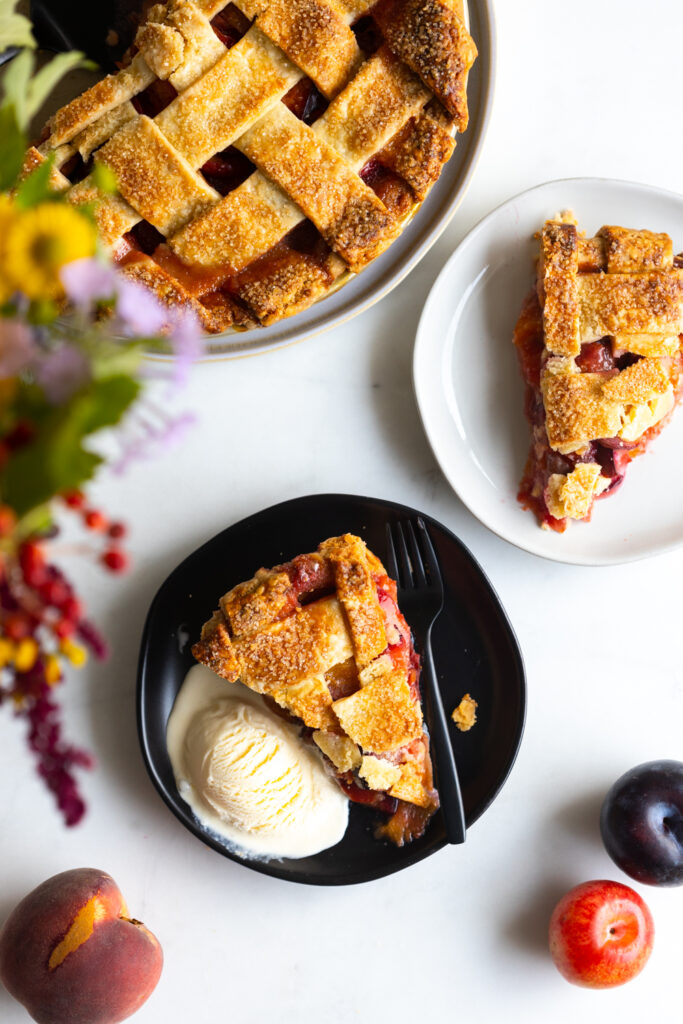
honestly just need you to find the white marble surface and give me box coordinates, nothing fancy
[2,1,683,1021]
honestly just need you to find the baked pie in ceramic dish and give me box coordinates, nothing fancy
[513,215,683,531]
[27,0,477,333]
[192,533,439,845]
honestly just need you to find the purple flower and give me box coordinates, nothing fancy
[60,258,118,307]
[60,258,168,335]
[34,344,90,404]
[26,692,93,827]
[167,310,202,388]
[61,257,202,380]
[115,278,169,336]
[155,409,196,446]
[111,406,196,474]
[0,320,37,377]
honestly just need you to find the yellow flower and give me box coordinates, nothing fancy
[0,194,17,304]
[14,638,38,673]
[59,638,87,667]
[4,203,97,300]
[45,655,62,685]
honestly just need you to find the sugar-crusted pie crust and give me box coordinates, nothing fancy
[28,0,477,332]
[192,534,439,843]
[514,214,683,530]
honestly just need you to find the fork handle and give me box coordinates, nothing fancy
[422,628,467,844]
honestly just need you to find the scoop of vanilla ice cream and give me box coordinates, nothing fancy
[167,665,348,857]
[184,699,309,834]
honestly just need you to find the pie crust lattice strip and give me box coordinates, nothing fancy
[27,0,477,333]
[513,214,683,530]
[192,534,440,846]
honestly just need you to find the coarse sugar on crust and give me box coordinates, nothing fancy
[97,116,220,236]
[31,0,477,331]
[155,28,300,169]
[255,0,361,98]
[577,271,683,342]
[332,668,423,753]
[118,253,228,331]
[191,533,439,842]
[515,215,683,529]
[540,220,581,357]
[236,104,396,271]
[373,0,477,130]
[541,354,673,453]
[315,49,429,170]
[377,106,456,200]
[597,225,674,274]
[234,249,345,324]
[46,53,155,148]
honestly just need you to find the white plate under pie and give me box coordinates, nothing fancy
[413,177,683,566]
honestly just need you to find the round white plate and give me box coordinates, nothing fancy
[413,177,683,566]
[147,0,495,361]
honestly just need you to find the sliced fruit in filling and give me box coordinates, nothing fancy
[192,534,439,846]
[513,216,683,531]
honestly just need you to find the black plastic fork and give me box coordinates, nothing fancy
[385,517,467,844]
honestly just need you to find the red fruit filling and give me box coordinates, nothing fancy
[281,78,328,125]
[200,148,255,196]
[262,553,438,845]
[210,3,251,48]
[132,79,177,118]
[513,290,683,531]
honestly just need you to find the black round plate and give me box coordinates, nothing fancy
[137,494,526,885]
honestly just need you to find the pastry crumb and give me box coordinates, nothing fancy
[451,693,477,732]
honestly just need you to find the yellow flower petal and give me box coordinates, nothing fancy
[4,202,97,301]
[14,638,38,672]
[68,644,87,667]
[0,194,17,304]
[45,655,62,686]
[59,638,88,667]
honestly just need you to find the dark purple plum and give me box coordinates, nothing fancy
[600,760,683,887]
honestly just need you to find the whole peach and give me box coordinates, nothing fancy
[549,879,654,988]
[0,868,162,1024]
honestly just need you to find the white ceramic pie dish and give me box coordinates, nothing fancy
[140,0,495,361]
[413,177,683,566]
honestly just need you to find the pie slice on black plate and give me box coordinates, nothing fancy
[192,533,439,845]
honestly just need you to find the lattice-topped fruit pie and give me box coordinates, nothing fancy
[192,534,439,845]
[513,215,683,531]
[26,0,477,333]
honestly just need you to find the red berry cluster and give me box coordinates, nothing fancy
[62,490,130,573]
[0,491,131,826]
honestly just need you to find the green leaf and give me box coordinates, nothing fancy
[26,52,92,123]
[16,503,53,541]
[0,0,36,51]
[1,423,102,517]
[0,375,142,518]
[91,162,118,194]
[1,49,93,131]
[81,375,142,433]
[90,341,144,381]
[13,152,56,208]
[27,298,59,325]
[1,47,34,128]
[0,103,26,189]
